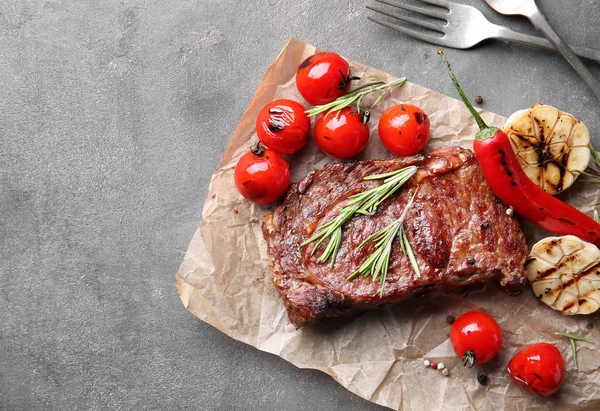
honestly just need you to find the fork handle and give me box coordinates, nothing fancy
[493,25,600,64]
[528,8,600,101]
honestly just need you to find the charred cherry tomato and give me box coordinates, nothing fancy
[314,107,370,160]
[450,311,502,367]
[507,343,565,397]
[378,104,430,156]
[234,146,290,204]
[296,52,357,106]
[256,99,310,155]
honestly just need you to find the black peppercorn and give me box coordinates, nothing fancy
[446,315,455,324]
[477,375,488,385]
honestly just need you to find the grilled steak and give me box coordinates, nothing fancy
[262,146,527,327]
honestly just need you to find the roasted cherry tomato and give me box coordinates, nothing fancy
[507,343,565,397]
[314,107,370,160]
[234,146,290,204]
[296,52,357,106]
[378,104,430,156]
[450,311,502,367]
[255,99,310,155]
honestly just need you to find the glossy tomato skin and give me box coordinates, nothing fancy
[507,343,565,397]
[296,52,353,106]
[314,107,370,160]
[378,104,430,156]
[234,148,290,204]
[450,311,502,366]
[256,99,310,155]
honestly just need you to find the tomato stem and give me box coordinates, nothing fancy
[462,350,476,368]
[338,68,360,91]
[251,141,265,156]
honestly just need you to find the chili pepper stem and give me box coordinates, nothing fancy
[437,48,498,141]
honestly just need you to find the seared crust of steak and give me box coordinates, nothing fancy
[262,147,527,327]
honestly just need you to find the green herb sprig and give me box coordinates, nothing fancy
[556,332,595,370]
[592,145,600,169]
[305,77,406,117]
[302,166,417,267]
[582,145,600,183]
[347,189,421,296]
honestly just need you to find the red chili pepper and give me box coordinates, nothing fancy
[438,49,600,248]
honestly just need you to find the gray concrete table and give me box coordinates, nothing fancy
[2,1,599,409]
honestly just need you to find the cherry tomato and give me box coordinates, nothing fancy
[507,343,565,397]
[234,147,290,204]
[450,311,502,367]
[296,52,356,106]
[314,107,370,160]
[255,99,310,155]
[378,104,430,156]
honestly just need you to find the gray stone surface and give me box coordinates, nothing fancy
[1,0,598,410]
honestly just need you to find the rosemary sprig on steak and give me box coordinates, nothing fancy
[347,190,421,296]
[302,166,417,267]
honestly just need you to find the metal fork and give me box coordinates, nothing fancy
[484,0,600,101]
[367,0,600,63]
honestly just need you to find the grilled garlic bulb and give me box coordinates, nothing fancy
[526,235,600,315]
[504,104,591,195]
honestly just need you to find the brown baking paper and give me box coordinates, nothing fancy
[176,38,600,410]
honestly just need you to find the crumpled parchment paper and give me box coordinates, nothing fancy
[176,38,600,410]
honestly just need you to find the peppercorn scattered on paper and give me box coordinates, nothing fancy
[176,38,600,411]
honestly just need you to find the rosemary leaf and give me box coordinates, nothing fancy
[594,209,599,224]
[570,337,578,370]
[402,228,421,279]
[317,226,342,268]
[555,332,595,344]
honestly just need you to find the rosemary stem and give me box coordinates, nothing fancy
[305,77,406,117]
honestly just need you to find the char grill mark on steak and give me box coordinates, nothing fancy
[262,146,527,327]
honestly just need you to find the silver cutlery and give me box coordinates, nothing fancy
[367,0,600,63]
[483,0,600,100]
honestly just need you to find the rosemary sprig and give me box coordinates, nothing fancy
[591,145,600,169]
[305,77,407,117]
[347,190,420,296]
[302,166,417,267]
[555,332,595,370]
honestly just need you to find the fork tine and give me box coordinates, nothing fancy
[366,5,445,32]
[416,0,451,7]
[374,0,448,20]
[368,16,451,47]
